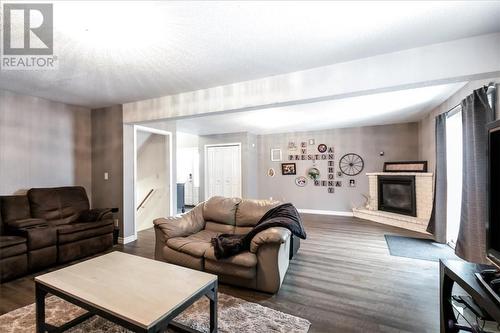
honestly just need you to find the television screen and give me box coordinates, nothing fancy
[488,123,500,267]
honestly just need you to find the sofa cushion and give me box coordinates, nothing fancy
[163,246,204,271]
[0,236,27,258]
[203,196,240,226]
[1,195,31,223]
[204,221,235,234]
[205,259,256,279]
[28,187,90,225]
[6,218,46,229]
[166,230,219,258]
[235,199,280,227]
[204,247,257,268]
[57,220,113,244]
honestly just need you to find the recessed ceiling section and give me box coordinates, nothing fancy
[174,82,467,135]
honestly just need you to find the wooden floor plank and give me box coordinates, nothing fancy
[0,214,439,332]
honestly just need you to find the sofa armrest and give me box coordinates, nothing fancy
[78,208,113,222]
[250,227,291,254]
[153,204,205,240]
[6,218,47,229]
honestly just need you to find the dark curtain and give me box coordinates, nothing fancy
[426,113,447,243]
[455,86,494,263]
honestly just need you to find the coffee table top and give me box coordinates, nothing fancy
[35,251,217,329]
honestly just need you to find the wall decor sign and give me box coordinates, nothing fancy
[281,163,296,175]
[336,171,343,178]
[349,179,356,187]
[335,181,342,187]
[317,144,327,153]
[308,139,315,145]
[295,176,307,187]
[288,141,297,151]
[270,149,282,162]
[383,161,428,172]
[301,142,307,148]
[339,153,364,176]
[267,168,275,177]
[328,187,335,193]
[307,167,320,180]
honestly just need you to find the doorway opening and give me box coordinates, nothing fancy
[134,125,173,234]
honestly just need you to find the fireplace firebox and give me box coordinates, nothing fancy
[378,176,416,217]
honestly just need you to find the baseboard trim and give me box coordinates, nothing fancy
[297,209,354,217]
[118,235,137,244]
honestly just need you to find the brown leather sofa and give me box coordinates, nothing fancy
[0,210,28,282]
[0,186,114,282]
[154,197,299,293]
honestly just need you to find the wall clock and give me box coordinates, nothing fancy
[339,153,364,176]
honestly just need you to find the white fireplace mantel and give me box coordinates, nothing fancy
[353,172,434,233]
[365,172,433,177]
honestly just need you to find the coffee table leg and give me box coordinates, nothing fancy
[209,283,218,333]
[36,283,47,333]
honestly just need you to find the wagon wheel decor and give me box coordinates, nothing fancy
[339,153,364,176]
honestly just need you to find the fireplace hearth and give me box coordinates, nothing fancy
[378,176,416,217]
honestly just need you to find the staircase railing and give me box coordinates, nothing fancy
[137,189,155,211]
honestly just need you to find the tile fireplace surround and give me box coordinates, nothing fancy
[353,172,434,233]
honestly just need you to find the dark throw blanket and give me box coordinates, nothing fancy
[211,203,307,259]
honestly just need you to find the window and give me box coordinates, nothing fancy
[446,107,463,247]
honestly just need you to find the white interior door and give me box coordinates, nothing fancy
[206,144,241,198]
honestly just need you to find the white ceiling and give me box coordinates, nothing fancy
[174,82,467,135]
[1,1,499,108]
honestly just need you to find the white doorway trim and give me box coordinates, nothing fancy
[204,142,242,200]
[133,125,174,239]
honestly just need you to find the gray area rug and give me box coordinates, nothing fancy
[0,293,310,333]
[384,235,461,262]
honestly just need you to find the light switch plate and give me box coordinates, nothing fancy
[104,172,109,180]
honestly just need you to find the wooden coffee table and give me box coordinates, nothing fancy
[34,252,218,333]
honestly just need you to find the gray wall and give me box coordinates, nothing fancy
[418,78,500,171]
[91,105,124,233]
[0,89,92,197]
[257,123,420,212]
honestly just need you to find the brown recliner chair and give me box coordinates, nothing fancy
[0,211,28,282]
[0,186,114,278]
[154,197,298,293]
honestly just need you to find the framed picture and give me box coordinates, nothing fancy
[267,168,275,177]
[270,148,282,162]
[281,163,296,175]
[383,161,428,172]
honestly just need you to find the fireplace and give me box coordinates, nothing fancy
[378,176,416,217]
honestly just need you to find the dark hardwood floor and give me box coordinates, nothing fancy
[0,215,439,332]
